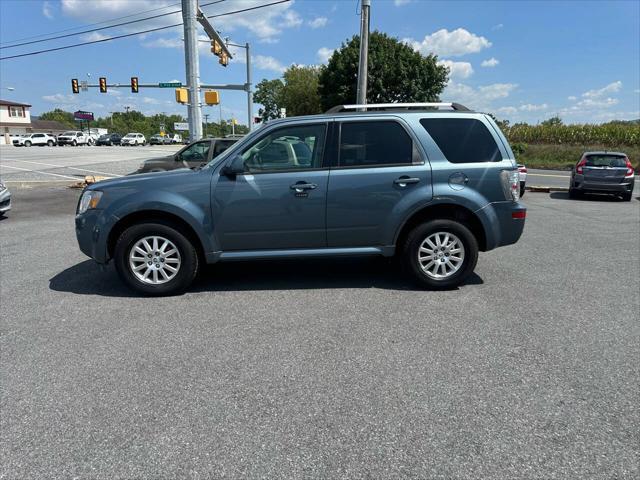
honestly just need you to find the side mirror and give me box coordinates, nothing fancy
[221,154,245,177]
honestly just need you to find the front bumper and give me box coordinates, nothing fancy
[0,189,11,213]
[75,209,110,263]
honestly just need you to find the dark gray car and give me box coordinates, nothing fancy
[569,151,635,201]
[136,138,238,173]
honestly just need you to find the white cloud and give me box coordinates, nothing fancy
[42,1,54,19]
[308,17,328,29]
[253,55,286,73]
[496,106,518,115]
[142,97,161,105]
[481,57,499,68]
[582,81,622,99]
[404,28,491,57]
[519,103,549,112]
[281,10,302,28]
[438,60,474,79]
[577,97,619,108]
[492,23,503,31]
[443,82,517,110]
[568,96,577,101]
[394,0,412,5]
[317,47,334,64]
[142,37,182,49]
[42,93,104,110]
[82,32,109,42]
[42,93,76,104]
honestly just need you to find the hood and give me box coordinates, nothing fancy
[87,166,198,191]
[142,155,175,164]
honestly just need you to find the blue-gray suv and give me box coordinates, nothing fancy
[75,103,526,295]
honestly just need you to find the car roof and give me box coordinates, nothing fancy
[583,151,627,156]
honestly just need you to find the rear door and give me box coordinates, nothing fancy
[583,154,628,185]
[326,118,430,247]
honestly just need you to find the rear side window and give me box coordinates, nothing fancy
[339,121,413,167]
[585,155,626,167]
[420,118,502,163]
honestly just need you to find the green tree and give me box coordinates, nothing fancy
[254,78,284,121]
[39,109,76,128]
[281,65,322,116]
[541,116,563,127]
[318,31,449,111]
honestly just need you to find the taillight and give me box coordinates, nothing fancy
[576,157,587,174]
[624,156,634,176]
[500,170,520,202]
[518,165,527,174]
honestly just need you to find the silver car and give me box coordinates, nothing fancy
[569,151,635,201]
[0,181,11,216]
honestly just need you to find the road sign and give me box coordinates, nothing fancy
[174,122,189,131]
[160,82,182,88]
[74,110,94,121]
[80,80,88,92]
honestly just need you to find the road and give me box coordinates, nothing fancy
[1,185,638,479]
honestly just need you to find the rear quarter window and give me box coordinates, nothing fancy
[420,118,503,163]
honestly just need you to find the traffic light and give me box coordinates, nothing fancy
[71,78,79,94]
[175,88,188,104]
[219,52,229,67]
[210,40,222,56]
[99,77,107,93]
[130,77,139,93]
[204,90,219,105]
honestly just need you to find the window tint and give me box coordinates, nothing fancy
[339,121,413,167]
[240,124,326,173]
[585,155,626,167]
[181,141,210,161]
[420,118,502,163]
[213,140,234,157]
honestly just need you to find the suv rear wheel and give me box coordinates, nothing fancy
[114,223,199,296]
[402,219,478,289]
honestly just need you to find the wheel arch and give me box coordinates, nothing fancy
[395,203,487,253]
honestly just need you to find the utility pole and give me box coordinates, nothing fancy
[203,113,209,136]
[356,0,370,106]
[182,0,203,141]
[246,42,253,131]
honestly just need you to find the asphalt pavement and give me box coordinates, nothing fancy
[1,185,638,479]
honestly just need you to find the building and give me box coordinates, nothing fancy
[31,119,70,137]
[0,99,31,145]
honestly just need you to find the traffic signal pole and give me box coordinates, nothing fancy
[356,0,370,106]
[182,0,203,141]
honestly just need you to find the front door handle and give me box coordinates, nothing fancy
[290,182,317,193]
[394,176,420,187]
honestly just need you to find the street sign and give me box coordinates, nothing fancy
[159,82,182,88]
[80,80,88,92]
[74,110,94,121]
[174,122,189,131]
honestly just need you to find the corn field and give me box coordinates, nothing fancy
[503,122,640,147]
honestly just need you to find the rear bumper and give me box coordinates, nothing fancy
[572,175,635,193]
[478,201,526,250]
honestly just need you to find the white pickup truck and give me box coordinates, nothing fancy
[57,131,89,146]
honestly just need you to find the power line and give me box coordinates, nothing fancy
[0,2,182,47]
[0,0,290,61]
[0,0,227,50]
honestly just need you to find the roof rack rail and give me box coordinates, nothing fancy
[325,102,471,114]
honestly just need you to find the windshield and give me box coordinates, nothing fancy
[62,131,75,136]
[99,134,109,139]
[123,134,135,138]
[585,155,627,167]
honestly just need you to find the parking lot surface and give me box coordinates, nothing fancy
[1,185,639,479]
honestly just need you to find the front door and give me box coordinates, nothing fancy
[212,123,329,251]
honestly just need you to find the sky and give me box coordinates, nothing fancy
[0,0,638,125]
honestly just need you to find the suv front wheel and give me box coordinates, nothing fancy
[402,219,478,289]
[114,223,199,295]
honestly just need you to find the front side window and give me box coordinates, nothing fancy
[338,121,413,168]
[420,118,503,163]
[240,124,326,173]
[181,141,210,162]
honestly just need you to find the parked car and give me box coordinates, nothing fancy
[149,134,165,145]
[121,133,146,146]
[136,137,238,173]
[165,133,182,144]
[96,133,122,146]
[57,131,89,146]
[75,102,526,295]
[517,164,527,197]
[569,151,635,201]
[12,133,57,147]
[0,180,10,217]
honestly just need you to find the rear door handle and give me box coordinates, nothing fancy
[290,182,317,192]
[394,176,420,187]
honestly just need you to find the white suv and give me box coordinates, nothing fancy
[13,133,57,147]
[57,131,89,146]
[121,133,146,146]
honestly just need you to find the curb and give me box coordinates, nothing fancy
[526,185,569,193]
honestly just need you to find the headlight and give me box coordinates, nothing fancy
[77,190,103,214]
[0,182,5,192]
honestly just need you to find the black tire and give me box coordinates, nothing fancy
[24,141,32,147]
[72,140,77,146]
[47,140,54,146]
[568,188,582,199]
[114,222,199,296]
[402,219,479,290]
[622,191,632,202]
[520,182,526,198]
